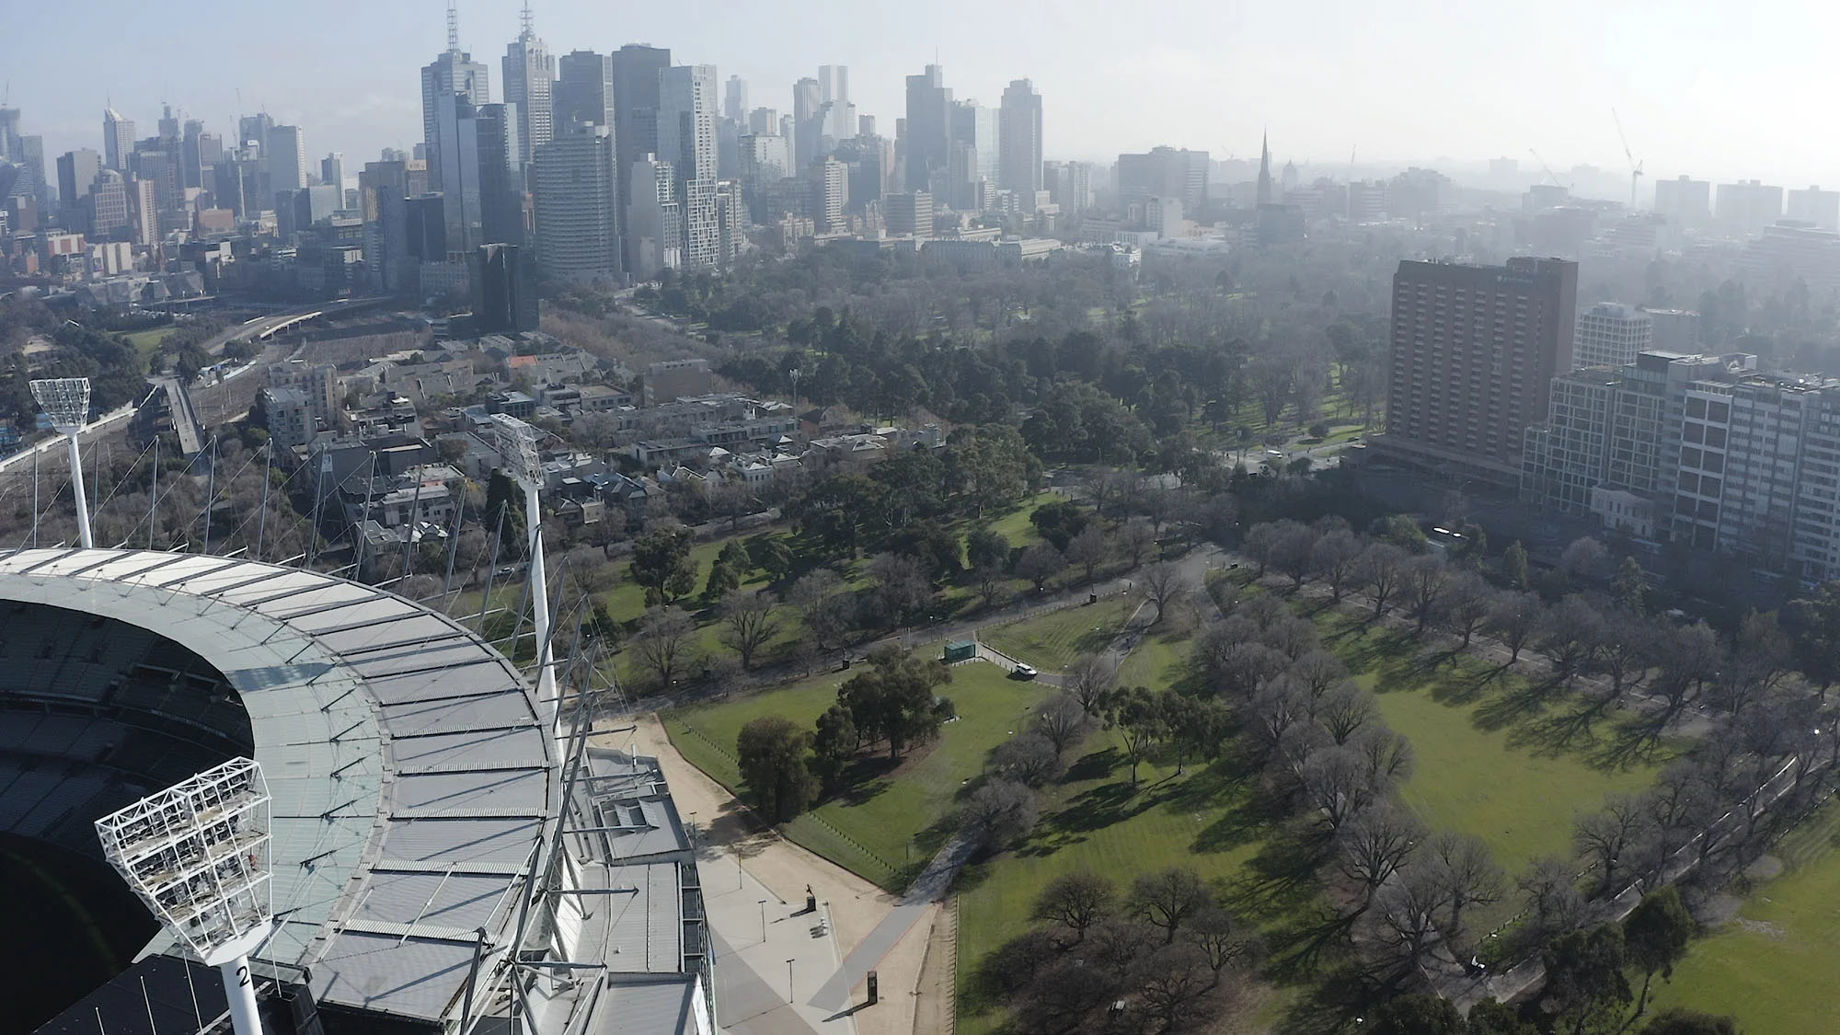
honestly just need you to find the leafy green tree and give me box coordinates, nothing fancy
[1107,686,1165,786]
[736,716,818,822]
[1624,887,1694,1021]
[485,470,527,560]
[703,559,741,602]
[1503,540,1530,589]
[790,473,887,558]
[809,704,858,793]
[838,645,950,759]
[629,527,697,604]
[1029,499,1089,551]
[1466,1000,1538,1034]
[1639,1010,1738,1035]
[746,535,794,582]
[1540,925,1631,1035]
[1613,555,1649,611]
[716,539,751,576]
[965,527,1011,573]
[1374,513,1428,553]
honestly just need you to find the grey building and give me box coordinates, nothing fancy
[903,65,952,195]
[998,79,1043,207]
[501,9,553,174]
[532,125,621,282]
[555,50,614,129]
[421,31,491,193]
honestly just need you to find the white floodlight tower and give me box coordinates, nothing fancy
[96,757,274,1035]
[30,377,93,548]
[491,413,557,709]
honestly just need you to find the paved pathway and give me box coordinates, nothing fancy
[806,834,980,1013]
[704,850,856,1035]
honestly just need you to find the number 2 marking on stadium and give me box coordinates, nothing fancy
[238,966,250,987]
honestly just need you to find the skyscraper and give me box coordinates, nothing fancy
[0,107,20,162]
[811,157,847,233]
[1117,146,1209,212]
[724,76,749,122]
[501,4,553,174]
[321,153,345,193]
[949,101,998,210]
[476,103,523,246]
[56,149,102,229]
[433,94,482,252]
[1380,257,1579,480]
[421,5,491,193]
[818,65,854,140]
[627,155,682,279]
[473,243,539,332]
[532,124,620,282]
[103,108,135,171]
[904,66,952,195]
[660,64,719,268]
[792,77,823,171]
[269,125,307,194]
[554,50,615,128]
[998,79,1043,207]
[611,44,670,197]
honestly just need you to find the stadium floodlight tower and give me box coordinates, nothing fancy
[491,412,558,708]
[95,757,274,1035]
[30,377,93,548]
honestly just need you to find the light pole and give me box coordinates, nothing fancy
[31,378,92,548]
[786,958,796,1004]
[789,367,801,413]
[759,898,768,942]
[491,415,556,712]
[96,758,274,1035]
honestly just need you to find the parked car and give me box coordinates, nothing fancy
[1012,663,1038,680]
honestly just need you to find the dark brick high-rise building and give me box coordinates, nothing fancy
[1379,257,1578,482]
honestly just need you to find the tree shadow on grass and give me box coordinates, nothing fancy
[1593,711,1677,771]
[1062,745,1120,783]
[1471,676,1559,732]
[1270,960,1392,1035]
[1506,691,1616,759]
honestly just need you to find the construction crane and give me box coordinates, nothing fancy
[1612,107,1643,210]
[1528,148,1565,190]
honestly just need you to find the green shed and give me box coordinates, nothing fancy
[943,640,977,663]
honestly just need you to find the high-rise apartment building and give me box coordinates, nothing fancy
[1715,179,1783,236]
[103,108,135,171]
[473,243,539,332]
[904,65,953,196]
[1574,302,1653,370]
[886,190,933,237]
[1044,161,1091,214]
[811,157,847,233]
[501,9,553,176]
[998,80,1043,208]
[1787,186,1840,231]
[1380,257,1578,480]
[660,64,719,268]
[627,155,682,279]
[433,94,482,253]
[532,124,620,282]
[1656,174,1707,224]
[792,77,823,170]
[89,169,132,238]
[320,153,345,193]
[420,12,491,194]
[1117,146,1209,213]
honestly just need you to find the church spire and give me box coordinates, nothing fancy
[1256,129,1274,206]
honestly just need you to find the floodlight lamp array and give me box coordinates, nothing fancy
[490,413,544,486]
[95,756,274,966]
[30,377,91,432]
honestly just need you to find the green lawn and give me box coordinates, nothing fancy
[983,492,1054,548]
[1647,803,1840,1033]
[955,735,1312,1035]
[1114,624,1192,692]
[665,659,1048,888]
[124,327,168,369]
[1313,611,1671,875]
[979,595,1134,672]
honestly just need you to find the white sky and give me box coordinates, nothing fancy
[7,0,1836,190]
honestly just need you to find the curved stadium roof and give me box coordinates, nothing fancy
[0,548,560,1025]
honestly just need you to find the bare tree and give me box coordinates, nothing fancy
[1127,867,1213,943]
[1427,832,1503,943]
[962,777,1039,847]
[1313,527,1362,602]
[1016,544,1066,593]
[1139,562,1190,626]
[1300,745,1383,832]
[1441,571,1492,648]
[1117,518,1157,570]
[1575,792,1654,894]
[1518,855,1588,942]
[631,606,701,689]
[1372,863,1446,976]
[1032,693,1091,755]
[1357,543,1407,616]
[1316,681,1378,744]
[1488,589,1543,664]
[1064,653,1117,714]
[1540,595,1603,682]
[989,732,1064,788]
[1352,725,1416,784]
[1031,871,1116,943]
[1184,905,1258,981]
[1130,943,1219,1030]
[717,589,781,670]
[1404,554,1450,635]
[1065,522,1109,585]
[790,569,855,654]
[1338,805,1425,914]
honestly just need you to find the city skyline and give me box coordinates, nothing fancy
[13,0,1840,192]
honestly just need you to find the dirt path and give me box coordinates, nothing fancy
[912,898,957,1035]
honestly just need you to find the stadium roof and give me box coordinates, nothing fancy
[0,548,559,1025]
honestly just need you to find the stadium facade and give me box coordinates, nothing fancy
[0,548,712,1035]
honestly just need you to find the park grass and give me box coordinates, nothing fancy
[1646,802,1840,1033]
[665,659,1049,888]
[978,595,1133,672]
[982,492,1053,548]
[124,327,168,369]
[1114,622,1193,692]
[955,732,1318,1035]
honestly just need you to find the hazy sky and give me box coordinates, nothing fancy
[8,0,1838,192]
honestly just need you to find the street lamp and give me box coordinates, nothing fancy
[31,377,92,548]
[95,757,273,1035]
[490,414,556,710]
[786,958,796,1004]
